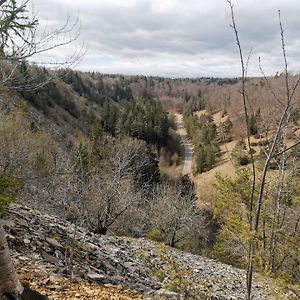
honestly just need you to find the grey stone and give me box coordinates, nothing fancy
[49,274,64,283]
[3,204,289,300]
[46,237,63,249]
[18,255,30,261]
[34,269,49,277]
[42,252,60,265]
[1,219,15,228]
[87,272,106,282]
[154,289,181,299]
[17,219,29,227]
[47,285,64,291]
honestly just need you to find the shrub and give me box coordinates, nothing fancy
[146,229,165,243]
[142,245,210,299]
[0,174,19,215]
[238,155,250,166]
[232,140,250,166]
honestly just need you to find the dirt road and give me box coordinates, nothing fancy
[175,114,193,176]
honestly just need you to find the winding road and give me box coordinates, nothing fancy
[175,114,194,176]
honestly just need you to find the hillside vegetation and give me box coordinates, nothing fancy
[1,64,300,298]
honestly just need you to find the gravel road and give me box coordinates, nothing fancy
[175,113,193,175]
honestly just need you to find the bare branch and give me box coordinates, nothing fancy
[227,4,257,297]
[0,0,85,91]
[272,139,300,158]
[0,0,8,6]
[279,10,290,104]
[259,57,285,107]
[227,0,256,232]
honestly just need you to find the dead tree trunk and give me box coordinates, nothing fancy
[0,223,23,297]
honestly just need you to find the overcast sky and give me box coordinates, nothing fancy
[32,0,300,78]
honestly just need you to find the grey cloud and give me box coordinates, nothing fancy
[31,0,300,77]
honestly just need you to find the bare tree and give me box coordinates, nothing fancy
[0,0,82,298]
[76,138,153,235]
[149,181,202,248]
[0,0,83,91]
[227,1,300,298]
[0,224,24,298]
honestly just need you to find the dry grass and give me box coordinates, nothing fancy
[192,132,274,207]
[16,267,143,300]
[159,161,183,179]
[189,111,239,206]
[39,282,143,300]
[192,140,237,208]
[212,111,230,124]
[194,109,207,117]
[193,132,298,209]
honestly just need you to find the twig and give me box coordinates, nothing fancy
[272,139,300,158]
[259,57,285,107]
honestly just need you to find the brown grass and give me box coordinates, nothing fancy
[17,267,143,300]
[192,140,237,207]
[159,161,183,179]
[193,131,298,210]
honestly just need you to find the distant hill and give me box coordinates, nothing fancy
[6,64,300,141]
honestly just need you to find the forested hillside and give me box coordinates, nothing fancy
[2,62,300,298]
[1,63,218,250]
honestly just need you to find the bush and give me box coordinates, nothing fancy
[268,161,278,170]
[232,139,251,166]
[258,139,270,146]
[142,245,208,298]
[238,155,250,166]
[248,148,256,155]
[146,229,165,243]
[0,174,19,215]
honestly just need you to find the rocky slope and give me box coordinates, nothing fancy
[2,205,291,299]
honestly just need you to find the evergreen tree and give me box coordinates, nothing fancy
[101,102,119,136]
[117,97,170,146]
[248,114,258,135]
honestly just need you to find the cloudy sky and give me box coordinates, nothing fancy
[32,0,300,78]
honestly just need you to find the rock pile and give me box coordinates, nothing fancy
[2,205,289,299]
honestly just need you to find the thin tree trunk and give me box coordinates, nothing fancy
[0,222,23,296]
[227,3,257,298]
[0,0,8,7]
